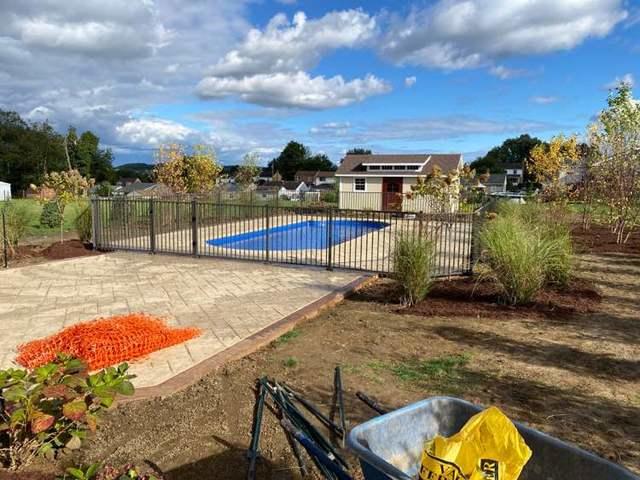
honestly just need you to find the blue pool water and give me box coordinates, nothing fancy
[206,220,389,251]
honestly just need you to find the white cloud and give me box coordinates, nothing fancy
[199,9,388,109]
[380,0,627,70]
[276,0,297,4]
[604,73,635,89]
[530,96,559,105]
[115,118,196,145]
[208,10,376,78]
[489,65,529,80]
[404,76,417,87]
[198,72,390,109]
[310,122,352,135]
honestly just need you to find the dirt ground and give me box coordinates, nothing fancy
[572,222,640,256]
[23,250,628,480]
[4,239,99,268]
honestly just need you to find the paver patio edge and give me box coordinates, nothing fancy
[126,274,377,402]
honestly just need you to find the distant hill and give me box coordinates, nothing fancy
[116,163,154,172]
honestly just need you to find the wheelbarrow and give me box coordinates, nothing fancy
[347,396,639,480]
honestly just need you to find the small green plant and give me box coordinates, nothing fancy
[60,463,163,480]
[74,203,93,243]
[274,329,300,346]
[0,354,135,470]
[283,356,299,368]
[393,233,435,306]
[40,200,63,228]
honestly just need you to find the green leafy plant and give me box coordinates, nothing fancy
[0,355,135,470]
[393,233,435,306]
[283,356,299,368]
[40,200,63,228]
[74,203,93,243]
[60,463,163,480]
[1,202,34,256]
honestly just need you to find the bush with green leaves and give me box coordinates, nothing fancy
[0,355,135,470]
[40,200,63,228]
[1,202,34,255]
[393,233,435,306]
[74,203,92,243]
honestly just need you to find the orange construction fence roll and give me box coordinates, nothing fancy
[16,313,201,370]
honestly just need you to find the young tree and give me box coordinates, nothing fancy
[235,152,261,189]
[41,170,94,243]
[588,83,640,243]
[527,134,579,200]
[154,144,222,194]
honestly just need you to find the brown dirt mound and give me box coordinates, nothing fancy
[8,239,99,266]
[352,277,602,319]
[572,223,640,256]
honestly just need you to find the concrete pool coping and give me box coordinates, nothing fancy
[127,273,376,401]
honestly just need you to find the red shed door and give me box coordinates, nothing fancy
[382,177,403,210]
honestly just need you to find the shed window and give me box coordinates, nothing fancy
[354,178,366,191]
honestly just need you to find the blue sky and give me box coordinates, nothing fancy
[1,0,638,166]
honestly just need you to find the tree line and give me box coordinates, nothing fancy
[0,110,115,193]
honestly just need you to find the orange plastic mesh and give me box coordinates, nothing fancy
[16,313,201,370]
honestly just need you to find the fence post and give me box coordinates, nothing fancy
[469,210,484,273]
[265,204,270,263]
[90,197,98,250]
[326,208,333,271]
[149,197,156,254]
[2,209,7,268]
[191,198,198,257]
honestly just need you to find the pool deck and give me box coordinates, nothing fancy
[0,252,364,391]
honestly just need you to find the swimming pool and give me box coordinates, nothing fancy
[206,219,389,251]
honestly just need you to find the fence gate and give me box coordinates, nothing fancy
[92,197,479,277]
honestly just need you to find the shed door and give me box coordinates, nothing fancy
[382,177,403,210]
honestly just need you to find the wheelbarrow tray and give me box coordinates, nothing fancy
[347,396,638,480]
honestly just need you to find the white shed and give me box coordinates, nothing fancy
[0,182,10,201]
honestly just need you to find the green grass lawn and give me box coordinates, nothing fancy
[1,198,86,240]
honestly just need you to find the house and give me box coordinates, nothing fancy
[113,182,171,197]
[279,181,310,200]
[294,170,336,186]
[560,157,588,186]
[482,174,508,193]
[497,163,524,188]
[0,181,10,201]
[116,177,141,187]
[258,167,282,184]
[335,153,463,211]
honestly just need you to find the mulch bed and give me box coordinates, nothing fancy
[572,223,640,256]
[352,277,602,319]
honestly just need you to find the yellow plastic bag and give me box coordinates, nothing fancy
[419,406,532,480]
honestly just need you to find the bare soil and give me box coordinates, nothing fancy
[39,252,634,480]
[5,239,99,268]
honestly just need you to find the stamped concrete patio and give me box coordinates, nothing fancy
[0,252,362,389]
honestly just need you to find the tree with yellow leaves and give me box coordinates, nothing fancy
[154,144,222,194]
[527,134,579,199]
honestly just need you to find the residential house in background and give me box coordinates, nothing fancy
[278,181,310,200]
[0,181,10,200]
[113,182,171,197]
[258,167,282,184]
[294,170,336,187]
[335,153,463,212]
[483,174,508,194]
[498,163,524,189]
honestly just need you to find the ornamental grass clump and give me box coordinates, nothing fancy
[479,216,547,305]
[394,233,435,306]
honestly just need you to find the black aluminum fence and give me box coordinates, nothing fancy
[92,197,481,276]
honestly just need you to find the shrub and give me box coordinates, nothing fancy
[0,354,135,470]
[479,216,546,305]
[1,202,34,255]
[75,203,92,243]
[538,229,573,287]
[393,233,435,306]
[40,200,63,228]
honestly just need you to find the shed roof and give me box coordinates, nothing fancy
[336,154,462,176]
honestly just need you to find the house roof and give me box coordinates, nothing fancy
[336,154,462,176]
[295,170,336,178]
[485,174,507,185]
[259,167,276,177]
[281,181,303,190]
